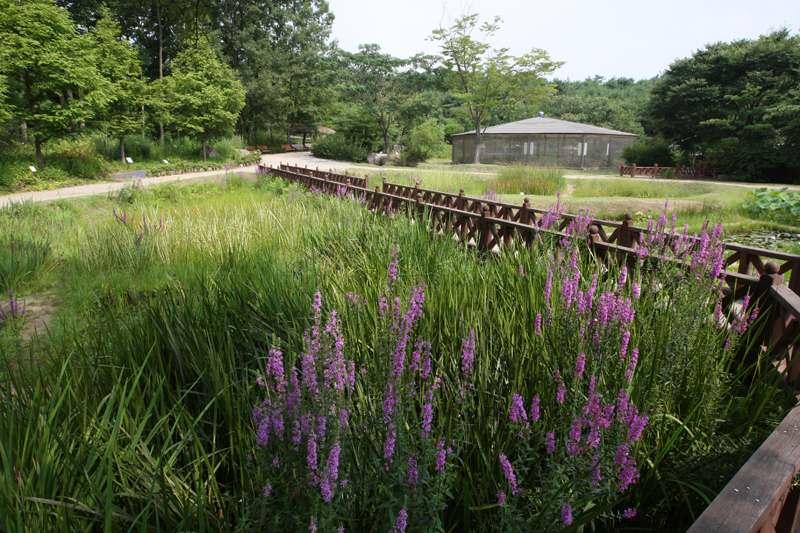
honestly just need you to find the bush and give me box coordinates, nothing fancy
[405,120,445,163]
[622,138,677,167]
[48,138,105,178]
[311,135,368,163]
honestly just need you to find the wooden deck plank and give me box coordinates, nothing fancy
[687,406,800,533]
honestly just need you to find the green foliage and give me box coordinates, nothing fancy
[430,13,563,163]
[310,135,368,162]
[742,187,800,224]
[405,119,445,162]
[338,45,432,153]
[542,95,644,136]
[0,0,110,167]
[622,138,677,167]
[167,41,245,160]
[649,29,800,183]
[493,164,565,196]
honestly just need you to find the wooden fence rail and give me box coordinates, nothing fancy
[263,162,800,533]
[619,162,716,178]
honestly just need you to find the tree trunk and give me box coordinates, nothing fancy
[158,4,165,144]
[382,129,390,154]
[473,118,483,164]
[202,137,207,162]
[287,123,292,145]
[35,134,44,169]
[20,118,27,144]
[302,132,307,147]
[120,138,125,163]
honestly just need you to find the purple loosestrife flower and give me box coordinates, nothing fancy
[544,271,553,301]
[632,282,641,299]
[421,403,433,438]
[498,453,519,495]
[546,431,555,454]
[394,509,408,533]
[530,396,540,423]
[567,417,583,457]
[384,425,397,467]
[496,491,506,506]
[461,330,476,375]
[626,349,639,381]
[421,357,432,379]
[534,313,542,336]
[387,248,399,290]
[561,503,573,526]
[263,484,272,498]
[309,518,318,533]
[307,434,318,482]
[623,508,637,519]
[266,347,285,391]
[509,393,529,435]
[408,456,418,486]
[436,439,450,474]
[592,454,602,486]
[554,370,565,404]
[620,331,631,360]
[575,352,586,379]
[618,266,627,292]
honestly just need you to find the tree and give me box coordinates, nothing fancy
[649,29,800,182]
[90,15,146,162]
[542,95,644,136]
[338,45,432,153]
[168,41,245,161]
[430,14,562,164]
[0,0,109,168]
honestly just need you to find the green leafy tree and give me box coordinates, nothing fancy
[541,95,644,136]
[649,29,800,182]
[0,75,12,126]
[91,15,146,162]
[0,0,109,168]
[338,45,433,153]
[168,41,245,161]
[430,14,563,164]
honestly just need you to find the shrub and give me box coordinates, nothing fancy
[405,120,445,162]
[622,138,677,167]
[494,164,566,196]
[311,135,368,163]
[47,138,105,178]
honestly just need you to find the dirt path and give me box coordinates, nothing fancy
[2,153,797,207]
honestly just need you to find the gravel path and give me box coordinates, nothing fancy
[2,152,797,208]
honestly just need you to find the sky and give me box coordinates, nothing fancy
[327,0,800,81]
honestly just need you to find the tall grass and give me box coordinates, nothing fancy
[0,183,788,531]
[493,164,566,196]
[91,135,246,163]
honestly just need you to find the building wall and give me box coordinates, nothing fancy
[451,133,637,168]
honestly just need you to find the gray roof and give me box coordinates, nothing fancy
[452,116,638,137]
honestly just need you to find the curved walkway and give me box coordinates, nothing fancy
[2,152,797,208]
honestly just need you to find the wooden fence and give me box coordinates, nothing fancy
[264,162,800,532]
[620,162,716,178]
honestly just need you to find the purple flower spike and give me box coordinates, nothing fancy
[561,502,573,525]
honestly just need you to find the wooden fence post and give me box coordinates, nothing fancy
[620,164,623,177]
[457,188,466,211]
[478,205,492,253]
[631,164,637,178]
[382,177,388,193]
[654,163,659,177]
[589,225,605,265]
[620,213,633,248]
[416,192,425,224]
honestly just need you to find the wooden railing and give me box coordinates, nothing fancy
[620,162,715,178]
[266,163,800,532]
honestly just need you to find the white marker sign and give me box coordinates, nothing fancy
[126,157,134,164]
[163,160,169,164]
[29,166,37,172]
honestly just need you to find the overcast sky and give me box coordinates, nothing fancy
[327,0,799,81]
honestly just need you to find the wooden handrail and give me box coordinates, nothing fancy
[686,405,800,533]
